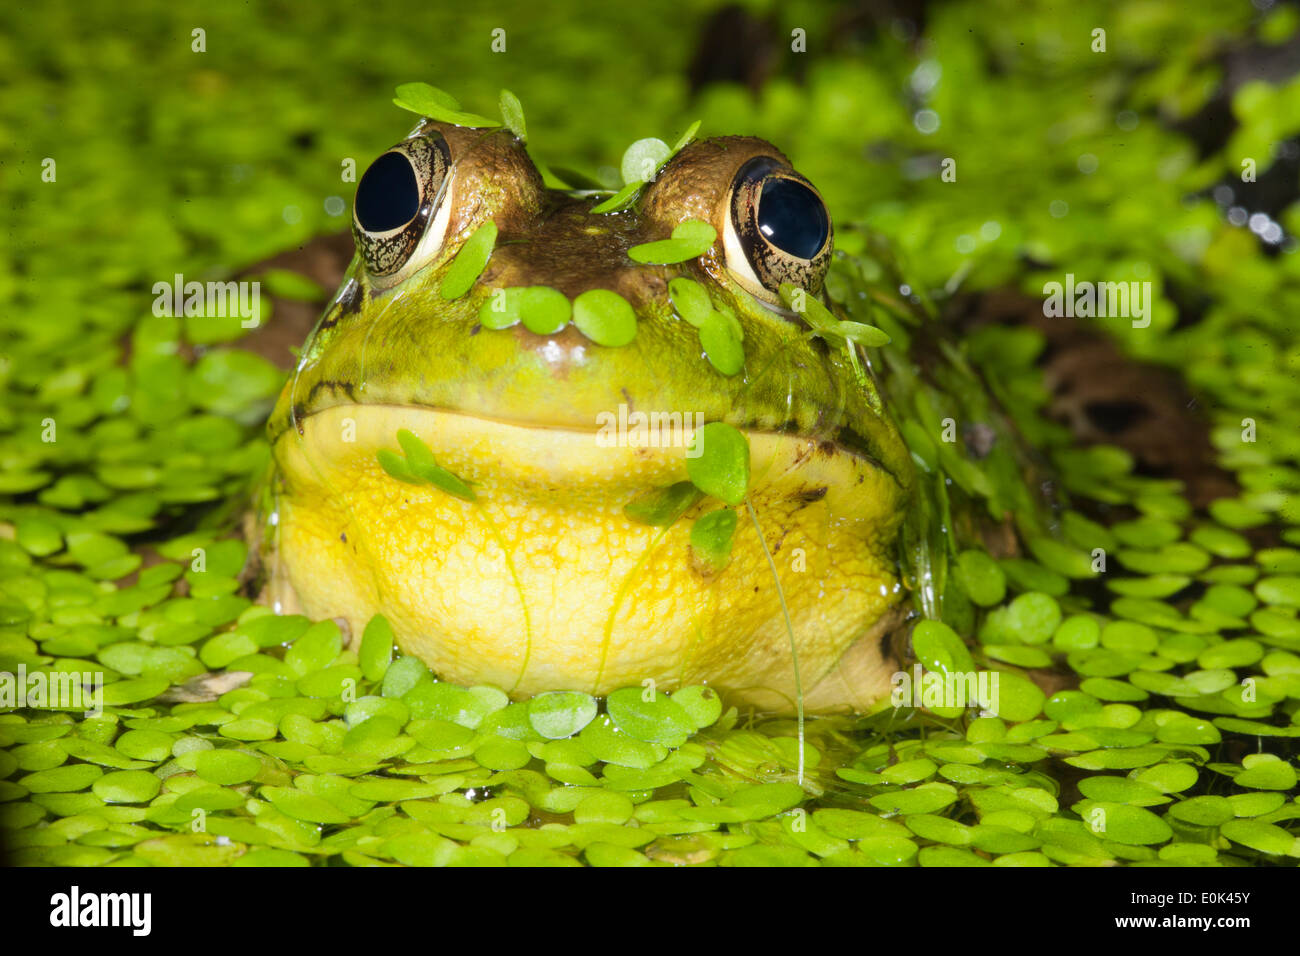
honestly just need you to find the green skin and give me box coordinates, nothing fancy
[268,121,911,487]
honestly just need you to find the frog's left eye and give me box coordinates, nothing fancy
[723,156,833,304]
[353,132,452,280]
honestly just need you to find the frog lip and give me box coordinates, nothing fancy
[275,399,905,493]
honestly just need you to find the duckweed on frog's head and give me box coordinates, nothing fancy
[262,89,913,713]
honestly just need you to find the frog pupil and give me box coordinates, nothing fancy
[356,152,419,233]
[757,178,827,260]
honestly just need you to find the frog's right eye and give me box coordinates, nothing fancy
[353,133,452,280]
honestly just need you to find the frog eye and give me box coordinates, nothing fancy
[723,156,833,304]
[353,132,452,279]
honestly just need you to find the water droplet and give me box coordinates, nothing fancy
[910,60,942,97]
[913,109,940,134]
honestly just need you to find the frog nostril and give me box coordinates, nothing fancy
[355,152,420,233]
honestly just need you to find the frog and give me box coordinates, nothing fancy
[256,112,922,717]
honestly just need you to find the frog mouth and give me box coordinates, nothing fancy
[274,372,907,493]
[267,401,910,710]
[276,400,905,498]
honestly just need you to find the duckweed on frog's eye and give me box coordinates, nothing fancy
[5,4,1300,870]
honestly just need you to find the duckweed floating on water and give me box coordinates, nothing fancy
[4,0,1300,870]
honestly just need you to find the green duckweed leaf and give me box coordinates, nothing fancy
[1233,755,1297,790]
[392,429,477,501]
[262,786,352,824]
[670,120,702,154]
[572,289,637,347]
[689,508,737,573]
[623,482,703,527]
[989,671,1046,722]
[1167,795,1234,827]
[377,449,421,485]
[869,782,958,815]
[285,619,342,676]
[627,220,717,264]
[699,310,745,375]
[192,750,262,786]
[956,549,1007,607]
[1133,762,1200,794]
[1257,576,1300,607]
[619,138,671,185]
[393,82,498,127]
[911,620,976,676]
[1076,776,1169,807]
[670,686,722,729]
[686,422,749,506]
[668,276,714,327]
[579,716,666,768]
[590,182,643,214]
[498,89,526,141]
[1220,819,1300,856]
[473,735,532,771]
[526,285,574,334]
[21,764,103,793]
[359,614,395,682]
[381,656,431,699]
[91,770,160,804]
[439,221,498,300]
[528,691,598,739]
[1080,803,1173,845]
[606,688,695,747]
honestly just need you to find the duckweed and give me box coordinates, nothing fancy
[571,289,638,347]
[685,422,750,506]
[627,220,717,265]
[439,221,498,300]
[4,0,1300,869]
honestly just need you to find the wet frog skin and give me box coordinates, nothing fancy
[260,117,914,714]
